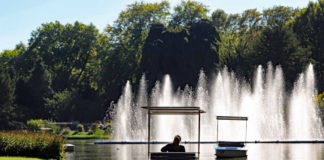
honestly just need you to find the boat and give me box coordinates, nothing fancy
[216,141,247,158]
[142,106,206,160]
[215,116,248,158]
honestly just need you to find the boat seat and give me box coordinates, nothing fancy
[151,152,196,160]
[218,141,245,147]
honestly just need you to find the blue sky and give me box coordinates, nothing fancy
[0,0,314,52]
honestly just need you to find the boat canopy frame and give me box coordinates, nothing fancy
[216,116,248,142]
[142,106,206,159]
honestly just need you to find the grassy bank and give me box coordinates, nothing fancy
[65,129,111,139]
[0,157,42,160]
[0,131,64,159]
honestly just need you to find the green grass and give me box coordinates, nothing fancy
[0,157,42,160]
[65,129,111,139]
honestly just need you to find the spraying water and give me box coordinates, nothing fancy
[112,64,323,141]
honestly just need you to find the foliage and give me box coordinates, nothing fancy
[60,127,71,136]
[141,19,219,88]
[44,89,73,121]
[0,157,42,160]
[0,66,17,130]
[170,0,209,27]
[2,0,324,128]
[90,122,99,133]
[100,1,170,105]
[26,119,59,134]
[293,0,324,90]
[0,131,64,159]
[65,125,111,139]
[316,92,324,107]
[27,119,46,131]
[76,124,85,133]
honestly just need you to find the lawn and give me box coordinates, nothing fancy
[0,157,42,160]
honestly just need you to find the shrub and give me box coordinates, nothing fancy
[60,127,71,136]
[76,124,84,133]
[45,122,60,134]
[0,131,64,159]
[27,119,61,134]
[72,131,78,135]
[316,92,324,107]
[27,119,46,131]
[90,123,99,133]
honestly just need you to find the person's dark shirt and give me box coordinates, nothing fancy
[161,143,185,152]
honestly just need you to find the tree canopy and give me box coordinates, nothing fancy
[1,0,324,128]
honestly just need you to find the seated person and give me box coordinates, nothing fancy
[161,135,185,152]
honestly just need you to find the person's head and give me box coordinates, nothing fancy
[173,135,181,145]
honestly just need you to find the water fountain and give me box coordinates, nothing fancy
[111,64,323,142]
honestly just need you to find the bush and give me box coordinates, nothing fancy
[27,119,45,131]
[27,119,60,134]
[76,124,84,133]
[0,131,64,159]
[46,122,60,134]
[90,123,99,133]
[71,131,78,135]
[316,92,324,107]
[60,127,71,136]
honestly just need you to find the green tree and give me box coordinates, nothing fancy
[293,0,324,90]
[44,89,73,121]
[253,27,311,84]
[27,21,102,91]
[262,6,297,29]
[19,61,53,119]
[170,0,208,28]
[13,21,106,122]
[0,66,17,129]
[141,20,219,88]
[100,1,170,103]
[211,9,228,32]
[217,9,262,77]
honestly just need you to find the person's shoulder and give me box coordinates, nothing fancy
[164,143,173,147]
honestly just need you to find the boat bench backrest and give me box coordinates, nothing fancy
[218,141,245,147]
[151,152,196,160]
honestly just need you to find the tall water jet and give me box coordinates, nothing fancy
[137,74,148,108]
[196,70,209,140]
[133,75,148,140]
[211,68,243,141]
[263,64,285,139]
[113,81,133,140]
[288,64,323,139]
[111,64,323,142]
[154,75,192,141]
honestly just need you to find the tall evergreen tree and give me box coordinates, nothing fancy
[0,67,16,129]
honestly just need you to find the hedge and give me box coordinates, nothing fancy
[0,131,64,159]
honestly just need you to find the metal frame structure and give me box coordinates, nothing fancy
[142,106,206,159]
[216,116,248,142]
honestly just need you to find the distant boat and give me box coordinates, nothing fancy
[215,116,248,158]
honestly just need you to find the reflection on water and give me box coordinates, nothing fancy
[65,140,324,160]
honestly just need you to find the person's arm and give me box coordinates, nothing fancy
[161,144,169,152]
[181,145,185,152]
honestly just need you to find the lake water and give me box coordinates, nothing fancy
[65,139,324,160]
